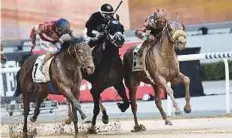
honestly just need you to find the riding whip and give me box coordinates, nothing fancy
[105,0,123,30]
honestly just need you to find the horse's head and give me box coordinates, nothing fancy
[67,38,95,75]
[165,20,187,50]
[105,19,125,48]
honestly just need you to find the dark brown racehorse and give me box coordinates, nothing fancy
[13,38,95,137]
[123,20,191,131]
[65,19,130,133]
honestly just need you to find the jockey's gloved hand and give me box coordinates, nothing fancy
[59,34,72,44]
[145,30,151,36]
[96,32,105,38]
[148,35,155,40]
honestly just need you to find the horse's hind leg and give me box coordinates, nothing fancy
[114,81,130,112]
[23,94,30,136]
[22,87,33,137]
[152,84,172,125]
[171,73,191,113]
[30,90,48,122]
[126,81,145,132]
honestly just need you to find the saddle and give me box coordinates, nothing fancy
[32,55,54,83]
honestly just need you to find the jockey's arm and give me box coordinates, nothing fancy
[70,30,77,38]
[30,25,40,45]
[135,17,151,40]
[85,14,97,38]
[30,23,56,45]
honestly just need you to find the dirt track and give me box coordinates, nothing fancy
[1,117,232,138]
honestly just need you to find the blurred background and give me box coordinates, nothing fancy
[1,0,232,118]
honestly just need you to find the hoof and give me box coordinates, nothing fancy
[83,116,91,124]
[117,102,129,112]
[22,132,28,138]
[184,106,191,114]
[102,115,109,124]
[165,120,173,125]
[175,111,182,116]
[81,114,87,120]
[87,126,97,134]
[131,124,146,132]
[30,116,36,122]
[65,119,72,125]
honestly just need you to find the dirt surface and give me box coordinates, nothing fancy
[1,117,232,138]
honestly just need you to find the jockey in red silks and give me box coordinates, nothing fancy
[133,8,168,71]
[30,18,77,72]
[135,8,168,47]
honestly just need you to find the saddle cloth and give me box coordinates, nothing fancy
[32,55,54,83]
[132,43,143,72]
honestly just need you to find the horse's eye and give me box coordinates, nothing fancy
[78,50,83,55]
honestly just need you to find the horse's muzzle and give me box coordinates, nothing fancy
[84,65,95,75]
[176,36,186,50]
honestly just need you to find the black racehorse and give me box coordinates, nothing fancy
[65,19,130,133]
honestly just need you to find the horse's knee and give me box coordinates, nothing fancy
[183,76,190,85]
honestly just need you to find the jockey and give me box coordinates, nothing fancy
[85,3,115,47]
[30,18,77,72]
[133,8,168,71]
[135,8,168,44]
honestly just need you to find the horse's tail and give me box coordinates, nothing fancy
[13,70,21,97]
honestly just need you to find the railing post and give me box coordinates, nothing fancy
[223,58,230,114]
[167,82,172,116]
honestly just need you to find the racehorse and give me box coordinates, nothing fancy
[65,19,130,133]
[13,38,95,137]
[123,20,191,131]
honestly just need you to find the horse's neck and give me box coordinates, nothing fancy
[57,49,76,69]
[158,34,175,58]
[104,42,119,57]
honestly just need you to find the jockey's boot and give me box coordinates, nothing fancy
[40,52,53,74]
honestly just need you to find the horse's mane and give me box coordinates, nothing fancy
[60,37,87,52]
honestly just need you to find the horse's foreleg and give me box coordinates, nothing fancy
[71,102,79,136]
[88,87,101,134]
[65,102,72,124]
[30,91,48,122]
[61,85,86,135]
[114,81,130,112]
[156,75,181,115]
[171,73,191,113]
[152,84,172,125]
[99,99,109,124]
